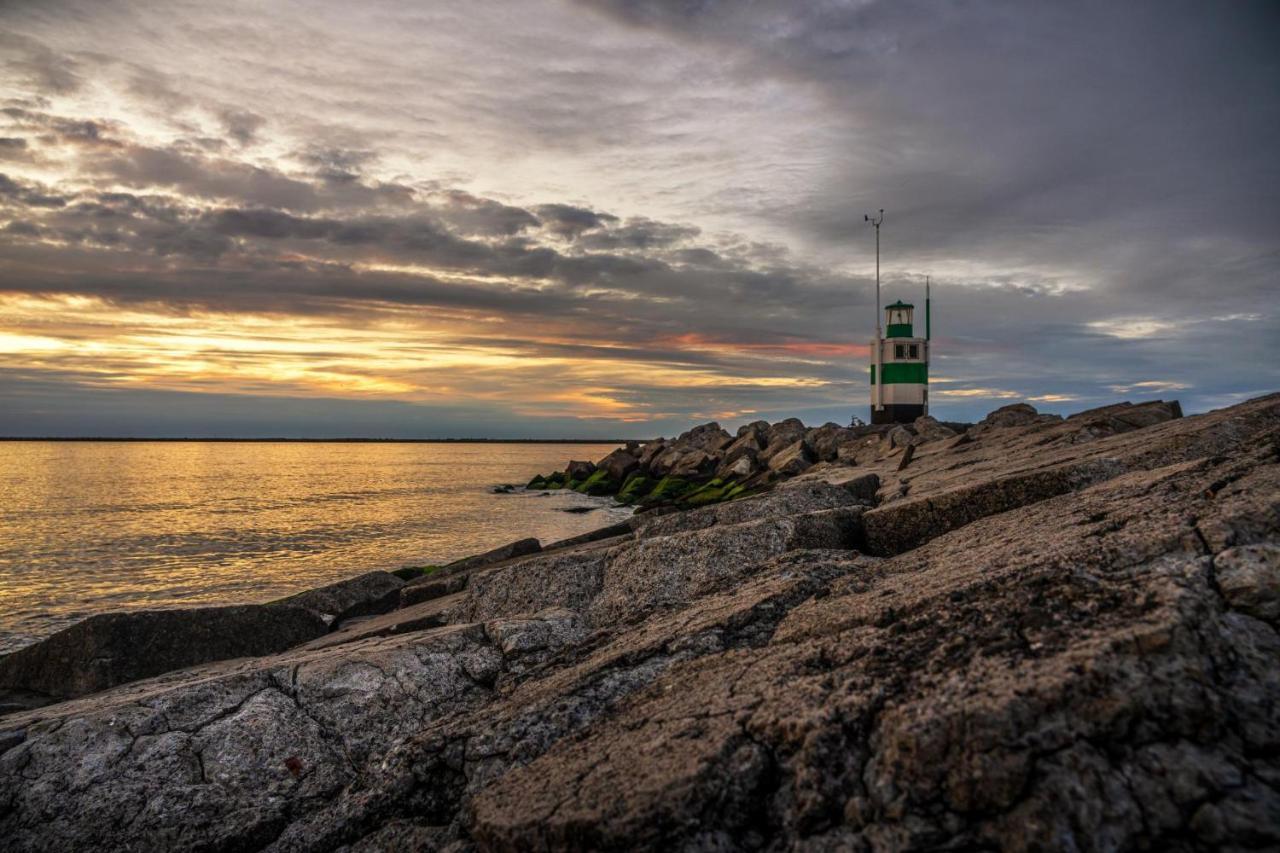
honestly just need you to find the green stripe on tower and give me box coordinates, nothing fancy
[885,323,913,339]
[879,362,927,384]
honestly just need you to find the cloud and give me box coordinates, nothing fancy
[0,2,1276,436]
[0,32,81,94]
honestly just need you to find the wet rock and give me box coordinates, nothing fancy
[565,460,596,480]
[0,604,328,700]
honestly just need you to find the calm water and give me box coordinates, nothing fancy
[0,441,628,654]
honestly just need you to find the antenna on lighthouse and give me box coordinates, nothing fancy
[864,209,884,337]
[865,209,885,413]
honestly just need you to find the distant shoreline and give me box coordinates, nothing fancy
[0,437,639,444]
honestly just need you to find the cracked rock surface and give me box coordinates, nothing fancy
[2,393,1278,851]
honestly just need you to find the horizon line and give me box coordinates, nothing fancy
[0,436,641,444]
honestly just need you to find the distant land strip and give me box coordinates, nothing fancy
[0,437,640,444]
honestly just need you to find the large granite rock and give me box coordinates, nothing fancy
[2,393,1278,852]
[270,570,404,624]
[597,447,640,482]
[0,604,328,699]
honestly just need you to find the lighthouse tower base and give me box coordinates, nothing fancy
[870,403,925,425]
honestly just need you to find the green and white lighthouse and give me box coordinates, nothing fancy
[870,291,929,424]
[865,209,930,424]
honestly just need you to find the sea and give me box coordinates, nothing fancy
[0,441,629,654]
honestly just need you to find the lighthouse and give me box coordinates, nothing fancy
[865,208,930,424]
[870,293,929,424]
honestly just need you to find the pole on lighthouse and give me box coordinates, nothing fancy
[865,209,884,412]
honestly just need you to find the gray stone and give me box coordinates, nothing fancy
[270,570,404,624]
[716,450,758,480]
[767,439,814,476]
[912,415,958,442]
[399,571,468,607]
[0,604,328,700]
[598,448,640,482]
[590,507,861,625]
[565,460,597,480]
[805,423,854,462]
[1215,543,1280,623]
[634,480,861,539]
[442,537,542,574]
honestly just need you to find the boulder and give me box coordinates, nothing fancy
[760,418,807,461]
[590,507,862,625]
[565,460,596,480]
[737,420,770,437]
[768,439,815,476]
[442,537,542,575]
[634,480,862,539]
[270,570,404,624]
[716,449,758,480]
[780,467,880,502]
[721,428,766,464]
[977,402,1043,429]
[0,604,329,699]
[912,415,958,443]
[400,571,469,607]
[638,439,667,469]
[669,449,717,478]
[648,446,685,477]
[597,447,640,482]
[674,422,733,453]
[805,423,854,462]
[885,425,914,450]
[837,433,885,465]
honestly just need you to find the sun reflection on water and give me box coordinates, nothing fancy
[0,441,625,653]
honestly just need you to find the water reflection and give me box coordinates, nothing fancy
[0,441,626,653]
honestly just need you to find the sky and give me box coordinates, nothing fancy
[0,0,1276,438]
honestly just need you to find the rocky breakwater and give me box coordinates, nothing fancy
[3,394,1279,852]
[525,417,904,512]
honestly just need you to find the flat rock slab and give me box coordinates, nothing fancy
[302,592,467,651]
[0,604,328,699]
[270,570,404,623]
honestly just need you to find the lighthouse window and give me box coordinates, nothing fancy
[908,344,919,359]
[894,344,906,359]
